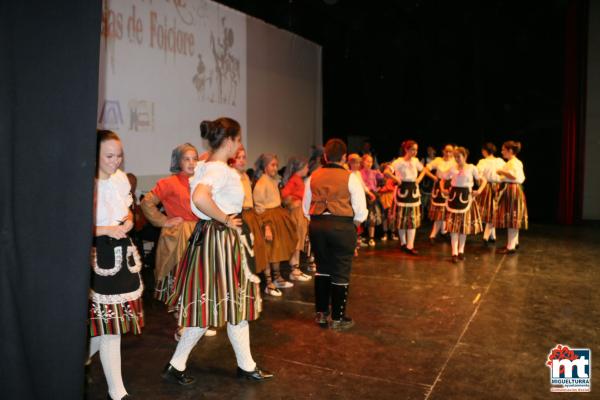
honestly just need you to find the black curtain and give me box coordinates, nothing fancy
[0,2,101,399]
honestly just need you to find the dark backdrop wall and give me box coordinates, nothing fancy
[0,2,101,399]
[217,0,568,223]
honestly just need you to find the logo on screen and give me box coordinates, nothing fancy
[128,99,155,132]
[98,100,124,130]
[547,344,591,392]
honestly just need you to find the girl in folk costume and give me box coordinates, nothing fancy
[163,118,270,385]
[424,144,456,242]
[419,146,437,217]
[388,140,426,255]
[495,141,528,254]
[440,147,487,263]
[141,143,198,305]
[253,153,298,296]
[347,153,374,253]
[281,157,313,281]
[378,162,398,241]
[89,131,144,400]
[360,154,384,246]
[229,146,269,278]
[475,142,506,244]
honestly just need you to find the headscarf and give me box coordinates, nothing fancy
[253,153,278,181]
[282,156,308,185]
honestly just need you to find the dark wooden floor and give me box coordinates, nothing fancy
[85,223,600,399]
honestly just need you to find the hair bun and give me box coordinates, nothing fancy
[200,120,212,139]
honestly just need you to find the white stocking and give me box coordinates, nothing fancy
[406,229,416,250]
[227,321,256,372]
[169,327,207,371]
[398,229,407,246]
[451,233,459,256]
[98,335,127,400]
[483,223,493,241]
[507,229,519,250]
[459,234,467,254]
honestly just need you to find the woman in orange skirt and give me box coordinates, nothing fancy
[281,157,312,281]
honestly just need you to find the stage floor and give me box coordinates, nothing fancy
[86,224,600,399]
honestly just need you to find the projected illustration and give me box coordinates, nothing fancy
[193,17,240,106]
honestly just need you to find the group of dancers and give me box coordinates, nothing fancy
[352,140,528,263]
[89,117,527,399]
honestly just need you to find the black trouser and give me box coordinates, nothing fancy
[309,215,356,285]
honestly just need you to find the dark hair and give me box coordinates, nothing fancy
[482,142,497,155]
[324,138,347,162]
[502,140,522,154]
[401,140,417,153]
[454,146,469,158]
[96,130,121,162]
[199,117,240,150]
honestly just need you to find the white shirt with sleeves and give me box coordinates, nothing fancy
[476,157,505,183]
[426,157,456,180]
[302,171,368,223]
[391,157,423,182]
[95,169,132,227]
[446,164,480,188]
[189,161,244,220]
[498,157,525,184]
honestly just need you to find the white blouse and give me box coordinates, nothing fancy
[189,161,244,220]
[391,157,423,182]
[498,157,525,184]
[476,157,505,183]
[446,164,480,188]
[426,157,456,180]
[95,169,132,227]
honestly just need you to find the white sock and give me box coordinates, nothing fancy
[483,223,493,240]
[227,321,256,372]
[406,229,416,249]
[491,227,496,240]
[89,336,101,360]
[459,234,466,254]
[441,222,447,235]
[507,229,518,250]
[451,233,459,256]
[98,335,127,400]
[398,229,407,246]
[430,221,441,239]
[170,327,207,371]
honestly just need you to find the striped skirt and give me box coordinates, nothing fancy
[242,208,268,273]
[262,207,297,263]
[494,183,528,229]
[428,203,446,222]
[475,183,497,224]
[445,202,483,235]
[167,220,262,328]
[89,297,144,337]
[379,191,394,210]
[395,205,421,230]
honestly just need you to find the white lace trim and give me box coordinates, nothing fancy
[126,245,143,273]
[445,190,472,214]
[91,246,123,276]
[89,276,144,304]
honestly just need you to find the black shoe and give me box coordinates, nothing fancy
[452,255,458,263]
[515,243,520,249]
[406,247,419,256]
[162,363,196,386]
[458,253,465,261]
[489,238,496,243]
[429,237,436,244]
[237,366,273,381]
[497,247,516,255]
[330,316,354,331]
[107,395,132,400]
[315,311,329,328]
[400,244,407,252]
